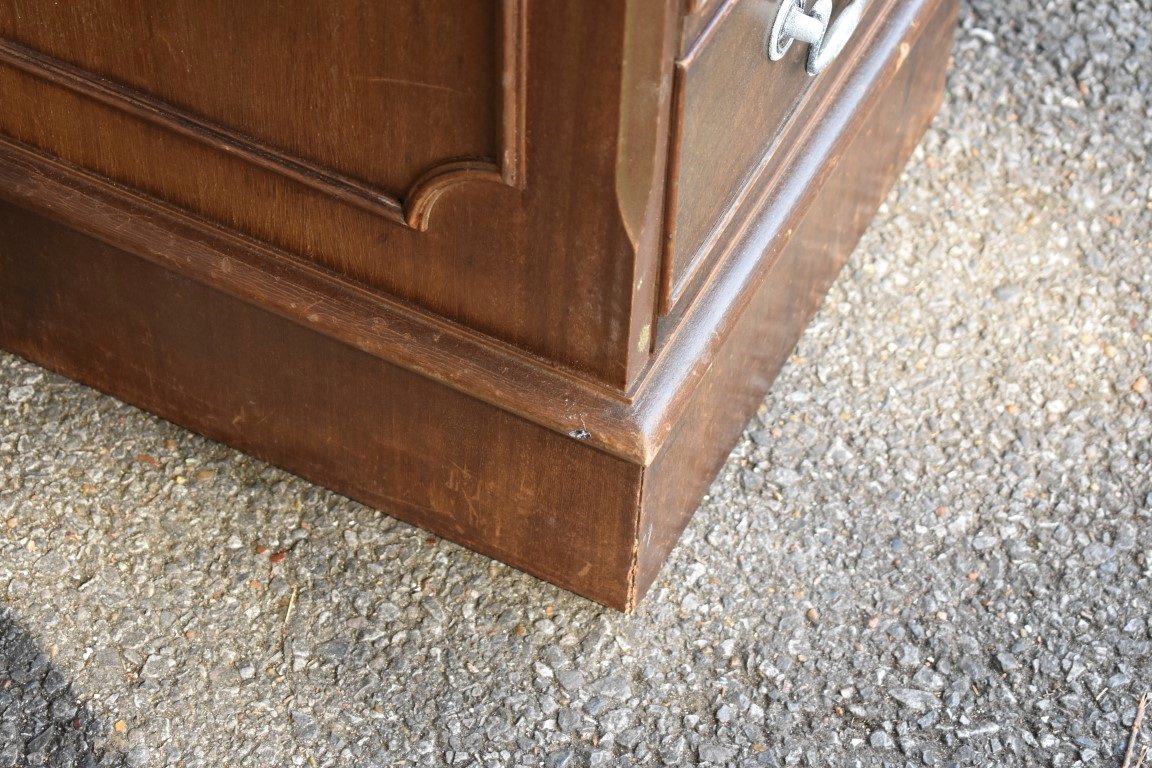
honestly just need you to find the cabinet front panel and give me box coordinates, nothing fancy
[0,1,673,388]
[0,0,505,199]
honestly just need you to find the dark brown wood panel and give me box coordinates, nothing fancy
[636,0,958,602]
[0,199,646,610]
[0,0,951,472]
[0,140,662,466]
[0,0,508,198]
[0,0,676,389]
[661,0,886,314]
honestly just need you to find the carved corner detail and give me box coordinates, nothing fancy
[0,0,529,234]
[402,0,527,231]
[403,161,505,232]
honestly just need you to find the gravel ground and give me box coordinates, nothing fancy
[2,0,1151,766]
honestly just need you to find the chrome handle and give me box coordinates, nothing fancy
[768,0,867,77]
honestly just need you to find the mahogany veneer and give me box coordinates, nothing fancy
[0,0,958,609]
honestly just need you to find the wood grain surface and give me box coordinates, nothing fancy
[661,0,882,314]
[0,0,958,608]
[0,201,646,609]
[0,0,677,388]
[0,0,518,201]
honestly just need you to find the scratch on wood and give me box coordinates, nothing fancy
[358,76,460,95]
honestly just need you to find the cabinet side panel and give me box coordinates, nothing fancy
[0,201,643,609]
[635,0,956,602]
[661,0,863,313]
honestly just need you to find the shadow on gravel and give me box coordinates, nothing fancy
[0,607,124,768]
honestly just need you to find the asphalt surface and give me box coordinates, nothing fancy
[1,0,1151,765]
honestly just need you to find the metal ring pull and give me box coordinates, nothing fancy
[768,0,868,77]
